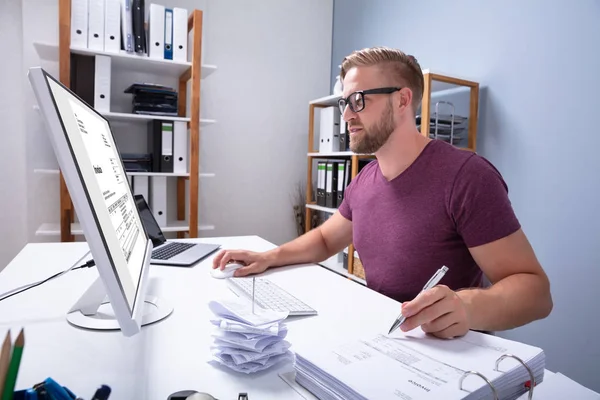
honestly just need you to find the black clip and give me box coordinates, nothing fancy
[238,393,248,400]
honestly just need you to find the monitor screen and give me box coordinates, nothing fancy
[44,76,147,314]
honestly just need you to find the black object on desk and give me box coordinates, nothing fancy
[167,391,249,400]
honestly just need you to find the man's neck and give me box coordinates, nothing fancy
[375,127,431,181]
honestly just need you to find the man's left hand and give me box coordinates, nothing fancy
[399,285,471,339]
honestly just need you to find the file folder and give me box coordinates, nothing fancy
[131,0,146,54]
[325,161,338,208]
[316,161,326,206]
[70,0,88,48]
[87,0,105,52]
[164,8,174,60]
[173,121,188,174]
[335,160,347,207]
[148,3,166,59]
[148,120,174,173]
[120,0,134,53]
[318,107,340,153]
[93,55,111,112]
[172,8,189,62]
[150,176,167,226]
[104,0,121,53]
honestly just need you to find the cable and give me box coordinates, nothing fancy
[0,252,95,303]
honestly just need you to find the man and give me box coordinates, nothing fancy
[212,46,553,339]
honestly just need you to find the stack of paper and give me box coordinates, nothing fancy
[208,298,294,374]
[294,330,546,399]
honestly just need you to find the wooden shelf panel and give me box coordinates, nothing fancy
[309,94,340,107]
[33,42,217,79]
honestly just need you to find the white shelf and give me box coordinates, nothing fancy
[33,42,218,79]
[101,112,217,126]
[34,169,215,178]
[309,94,340,107]
[35,221,215,236]
[102,111,190,123]
[306,203,337,214]
[308,151,354,157]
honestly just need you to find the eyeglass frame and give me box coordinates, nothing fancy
[337,87,402,115]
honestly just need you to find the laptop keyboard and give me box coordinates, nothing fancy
[152,242,196,260]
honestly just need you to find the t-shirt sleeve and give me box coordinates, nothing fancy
[449,155,521,248]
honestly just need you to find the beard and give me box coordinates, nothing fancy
[349,100,395,154]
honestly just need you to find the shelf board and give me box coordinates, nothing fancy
[35,221,215,236]
[307,151,354,157]
[102,111,191,123]
[306,203,337,214]
[309,94,340,107]
[33,42,218,79]
[34,169,215,178]
[102,112,217,126]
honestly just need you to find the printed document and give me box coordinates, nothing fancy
[295,330,546,399]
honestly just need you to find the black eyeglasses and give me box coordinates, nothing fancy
[338,87,402,115]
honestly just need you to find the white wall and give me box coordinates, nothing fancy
[1,0,333,268]
[0,0,28,271]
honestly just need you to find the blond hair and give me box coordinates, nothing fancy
[340,46,424,115]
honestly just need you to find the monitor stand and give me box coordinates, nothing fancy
[66,276,173,331]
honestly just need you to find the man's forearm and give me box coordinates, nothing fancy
[458,273,553,332]
[264,228,332,268]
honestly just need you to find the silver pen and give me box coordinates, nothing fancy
[388,266,449,335]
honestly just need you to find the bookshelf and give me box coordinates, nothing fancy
[45,0,215,241]
[305,70,479,282]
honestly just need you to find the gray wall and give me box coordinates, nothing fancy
[332,0,600,392]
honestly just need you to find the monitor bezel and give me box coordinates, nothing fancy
[28,66,153,337]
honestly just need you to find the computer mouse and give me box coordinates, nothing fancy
[210,263,244,279]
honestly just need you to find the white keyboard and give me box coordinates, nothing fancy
[228,277,318,316]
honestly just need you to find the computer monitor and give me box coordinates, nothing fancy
[27,67,173,337]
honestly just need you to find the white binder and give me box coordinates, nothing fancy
[133,175,148,203]
[87,0,105,51]
[150,176,167,226]
[70,0,88,48]
[104,0,121,53]
[148,3,165,59]
[172,8,188,62]
[93,55,111,112]
[318,107,340,153]
[173,121,188,174]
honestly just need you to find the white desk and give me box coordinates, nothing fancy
[0,235,402,400]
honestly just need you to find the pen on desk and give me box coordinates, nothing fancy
[252,276,255,314]
[388,266,449,335]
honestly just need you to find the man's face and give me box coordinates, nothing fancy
[341,66,397,154]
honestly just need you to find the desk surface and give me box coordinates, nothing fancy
[0,235,402,399]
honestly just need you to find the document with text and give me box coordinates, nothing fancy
[294,331,546,399]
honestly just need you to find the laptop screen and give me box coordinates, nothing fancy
[134,194,166,248]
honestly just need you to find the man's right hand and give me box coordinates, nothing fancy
[211,249,272,277]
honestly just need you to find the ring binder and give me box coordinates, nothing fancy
[458,370,499,400]
[495,353,536,400]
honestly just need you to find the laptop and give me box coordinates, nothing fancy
[134,194,221,266]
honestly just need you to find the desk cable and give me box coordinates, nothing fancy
[0,251,95,303]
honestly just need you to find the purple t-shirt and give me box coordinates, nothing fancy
[338,139,521,303]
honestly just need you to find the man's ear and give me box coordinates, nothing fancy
[399,88,413,111]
